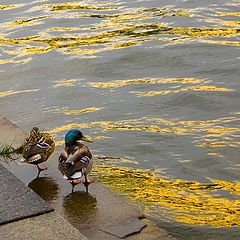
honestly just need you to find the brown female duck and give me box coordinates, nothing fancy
[17,127,55,177]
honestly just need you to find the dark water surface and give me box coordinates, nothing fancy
[0,0,240,239]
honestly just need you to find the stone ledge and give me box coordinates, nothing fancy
[0,163,53,225]
[0,212,87,240]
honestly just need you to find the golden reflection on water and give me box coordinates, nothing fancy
[5,16,49,27]
[220,20,240,28]
[48,120,192,135]
[202,18,240,28]
[89,77,233,99]
[58,107,102,115]
[93,164,240,227]
[63,47,103,58]
[203,126,239,136]
[198,39,240,46]
[89,77,204,88]
[218,12,240,17]
[0,57,32,65]
[55,140,65,146]
[49,116,240,136]
[0,59,13,64]
[21,46,51,55]
[197,141,233,148]
[48,114,240,157]
[0,1,239,64]
[0,4,21,10]
[41,2,116,11]
[135,85,233,96]
[52,79,77,88]
[48,113,240,160]
[0,89,39,97]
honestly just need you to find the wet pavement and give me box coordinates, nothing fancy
[0,115,176,240]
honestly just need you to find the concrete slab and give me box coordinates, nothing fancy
[81,227,120,240]
[127,219,172,240]
[99,218,146,238]
[0,212,87,240]
[0,116,26,148]
[0,163,53,225]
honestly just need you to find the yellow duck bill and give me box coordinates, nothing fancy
[79,135,93,143]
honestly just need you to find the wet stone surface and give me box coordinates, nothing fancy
[0,164,53,225]
[99,217,147,238]
[0,115,177,239]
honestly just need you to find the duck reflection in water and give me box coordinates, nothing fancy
[28,176,59,203]
[63,191,97,227]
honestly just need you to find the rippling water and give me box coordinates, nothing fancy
[0,1,240,239]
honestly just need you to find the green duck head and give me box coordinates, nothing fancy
[65,129,92,146]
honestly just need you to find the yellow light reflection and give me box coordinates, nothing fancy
[52,79,77,88]
[21,46,51,55]
[89,77,204,88]
[203,127,239,136]
[135,85,233,96]
[0,21,239,63]
[48,115,240,158]
[55,140,64,146]
[48,120,194,135]
[93,165,240,227]
[0,89,39,97]
[41,2,116,11]
[218,12,240,17]
[58,107,102,115]
[199,39,240,46]
[0,59,12,64]
[5,16,48,27]
[0,5,21,10]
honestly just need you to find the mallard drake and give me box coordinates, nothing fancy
[58,129,93,193]
[17,127,55,177]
